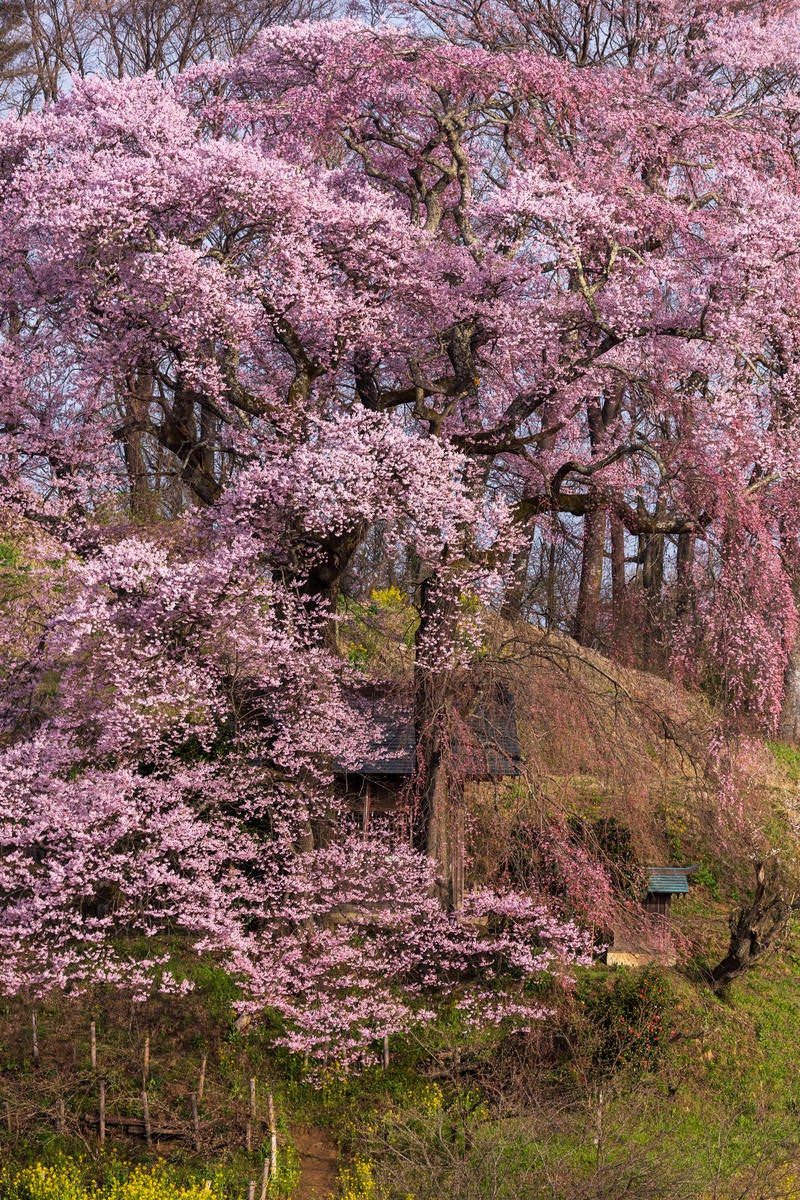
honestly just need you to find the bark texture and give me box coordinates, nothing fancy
[779,641,800,743]
[710,862,795,989]
[412,573,464,911]
[573,502,606,647]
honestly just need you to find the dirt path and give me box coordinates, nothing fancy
[292,1126,339,1199]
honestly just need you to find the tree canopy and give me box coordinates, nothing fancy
[2,0,800,1061]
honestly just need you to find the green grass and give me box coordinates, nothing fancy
[767,740,800,782]
[4,943,800,1200]
[1,843,800,1199]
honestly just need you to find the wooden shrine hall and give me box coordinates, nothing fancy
[335,682,523,831]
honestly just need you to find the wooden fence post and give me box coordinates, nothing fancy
[259,1156,270,1200]
[198,1054,207,1104]
[99,1079,106,1147]
[142,1089,152,1149]
[268,1092,277,1179]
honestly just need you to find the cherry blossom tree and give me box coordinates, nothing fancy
[3,0,800,1057]
[0,504,588,1061]
[186,10,800,775]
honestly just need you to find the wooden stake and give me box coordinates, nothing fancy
[143,1034,150,1086]
[268,1093,277,1180]
[31,1010,39,1066]
[197,1054,207,1104]
[382,1034,390,1070]
[247,1181,256,1200]
[259,1156,270,1200]
[4,1101,11,1134]
[99,1080,106,1146]
[56,1098,65,1134]
[90,1021,97,1071]
[190,1092,200,1151]
[141,1089,152,1149]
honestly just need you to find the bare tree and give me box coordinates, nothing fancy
[4,0,337,113]
[0,0,31,107]
[710,862,796,990]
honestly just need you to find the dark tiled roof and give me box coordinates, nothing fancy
[456,689,523,779]
[646,866,697,895]
[355,702,415,775]
[339,683,522,780]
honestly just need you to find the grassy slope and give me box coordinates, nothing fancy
[3,630,800,1199]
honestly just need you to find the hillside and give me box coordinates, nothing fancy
[2,632,800,1200]
[496,623,785,873]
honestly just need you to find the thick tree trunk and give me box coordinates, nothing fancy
[158,377,220,506]
[641,533,664,608]
[779,573,800,742]
[412,573,463,910]
[122,365,154,519]
[414,740,463,910]
[573,504,606,647]
[676,529,694,619]
[304,524,367,613]
[123,418,149,519]
[710,862,795,989]
[500,541,532,621]
[779,642,800,743]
